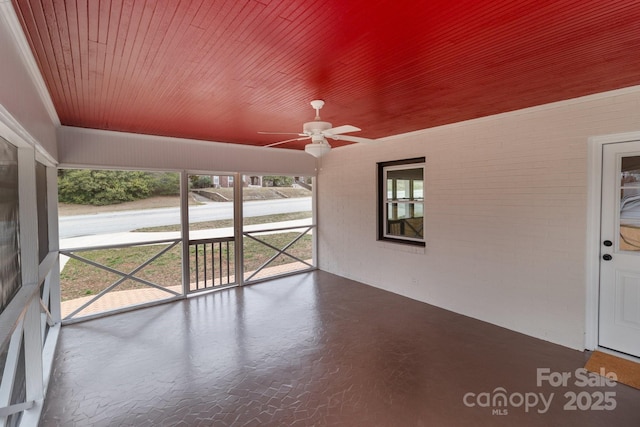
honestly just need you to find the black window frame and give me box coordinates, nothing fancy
[36,161,49,262]
[377,157,425,247]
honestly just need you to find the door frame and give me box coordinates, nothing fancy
[586,130,640,351]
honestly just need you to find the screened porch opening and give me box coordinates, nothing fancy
[57,170,315,323]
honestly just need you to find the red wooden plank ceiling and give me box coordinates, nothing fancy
[11,0,640,149]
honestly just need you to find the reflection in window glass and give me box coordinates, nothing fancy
[620,156,640,252]
[0,137,21,313]
[413,180,424,199]
[36,162,49,262]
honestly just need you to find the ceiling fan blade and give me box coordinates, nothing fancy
[325,125,360,135]
[330,135,374,144]
[265,136,310,147]
[258,131,305,136]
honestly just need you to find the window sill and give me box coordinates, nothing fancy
[377,240,426,254]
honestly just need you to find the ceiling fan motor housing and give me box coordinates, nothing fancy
[261,99,371,152]
[303,120,332,136]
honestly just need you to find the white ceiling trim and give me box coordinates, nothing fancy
[0,0,60,127]
[56,126,317,176]
[378,84,640,144]
[0,102,57,165]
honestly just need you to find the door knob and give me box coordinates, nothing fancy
[603,240,613,247]
[602,254,612,261]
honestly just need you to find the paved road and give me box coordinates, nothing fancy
[59,197,312,238]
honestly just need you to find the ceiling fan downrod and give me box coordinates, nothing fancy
[310,99,325,120]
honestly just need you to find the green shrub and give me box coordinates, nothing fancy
[149,172,180,196]
[189,175,212,189]
[262,176,293,187]
[58,170,154,205]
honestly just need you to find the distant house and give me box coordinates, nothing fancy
[212,175,262,188]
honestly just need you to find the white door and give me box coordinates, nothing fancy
[599,140,640,358]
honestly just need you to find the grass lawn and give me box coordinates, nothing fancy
[134,211,312,232]
[194,187,311,202]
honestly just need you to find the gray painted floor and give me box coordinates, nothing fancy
[40,271,640,426]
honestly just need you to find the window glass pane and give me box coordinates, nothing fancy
[620,156,640,252]
[387,168,422,200]
[0,137,21,313]
[396,179,409,199]
[387,203,396,219]
[36,162,49,262]
[387,168,423,181]
[413,180,424,199]
[386,203,423,239]
[388,202,417,219]
[414,203,424,217]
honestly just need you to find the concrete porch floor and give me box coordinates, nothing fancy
[40,271,640,426]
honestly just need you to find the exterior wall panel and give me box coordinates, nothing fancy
[317,89,640,351]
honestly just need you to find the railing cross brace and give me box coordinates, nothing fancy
[244,227,313,281]
[62,241,181,319]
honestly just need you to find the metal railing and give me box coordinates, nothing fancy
[188,236,235,292]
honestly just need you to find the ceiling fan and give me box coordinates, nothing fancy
[260,100,373,157]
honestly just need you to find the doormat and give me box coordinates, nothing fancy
[584,351,640,390]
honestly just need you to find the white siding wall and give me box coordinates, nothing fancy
[317,88,640,351]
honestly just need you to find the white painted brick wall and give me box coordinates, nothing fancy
[317,88,640,351]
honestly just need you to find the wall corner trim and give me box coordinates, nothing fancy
[0,1,60,127]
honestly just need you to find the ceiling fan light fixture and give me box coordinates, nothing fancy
[260,100,373,150]
[305,142,331,157]
[303,120,332,134]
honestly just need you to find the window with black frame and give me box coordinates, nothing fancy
[378,158,425,246]
[0,137,21,313]
[36,161,49,262]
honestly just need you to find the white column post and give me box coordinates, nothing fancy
[312,176,318,268]
[17,148,44,404]
[47,166,61,323]
[180,171,190,295]
[234,173,244,285]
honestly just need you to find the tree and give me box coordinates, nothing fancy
[189,175,213,189]
[149,172,180,195]
[58,169,154,205]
